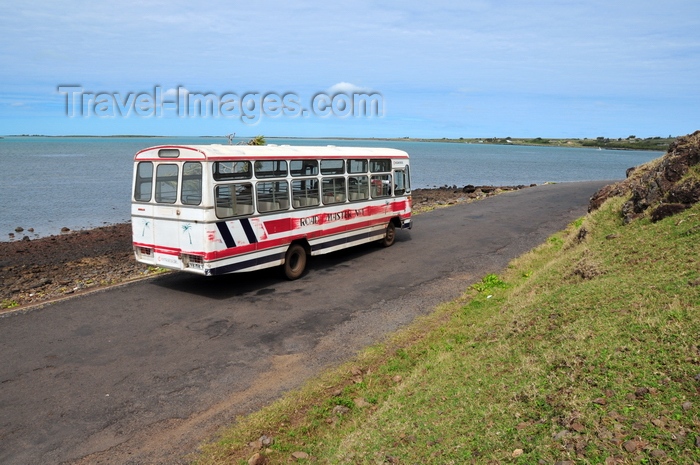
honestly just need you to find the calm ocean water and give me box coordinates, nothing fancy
[0,136,662,240]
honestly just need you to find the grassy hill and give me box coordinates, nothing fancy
[196,134,700,465]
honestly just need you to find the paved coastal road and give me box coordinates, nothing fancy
[0,181,608,464]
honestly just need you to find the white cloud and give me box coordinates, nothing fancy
[327,82,374,95]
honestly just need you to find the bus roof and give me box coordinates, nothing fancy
[134,144,410,161]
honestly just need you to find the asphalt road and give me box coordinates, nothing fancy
[0,181,609,464]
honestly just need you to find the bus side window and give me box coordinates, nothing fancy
[393,170,406,196]
[215,183,253,218]
[348,176,368,201]
[370,174,392,198]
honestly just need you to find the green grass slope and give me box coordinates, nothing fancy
[197,146,700,465]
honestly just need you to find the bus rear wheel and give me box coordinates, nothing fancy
[283,243,307,280]
[379,221,396,247]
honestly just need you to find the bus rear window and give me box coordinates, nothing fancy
[155,164,179,204]
[181,162,202,205]
[134,161,153,202]
[213,161,252,181]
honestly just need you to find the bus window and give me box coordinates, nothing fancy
[322,177,346,204]
[290,159,318,176]
[371,174,392,198]
[348,176,369,201]
[155,164,179,204]
[255,160,288,178]
[134,161,153,202]
[347,159,367,174]
[213,161,252,181]
[257,181,290,213]
[181,162,202,205]
[292,179,319,208]
[215,183,254,217]
[321,159,344,175]
[393,169,406,196]
[370,159,391,173]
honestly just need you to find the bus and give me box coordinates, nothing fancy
[131,144,412,279]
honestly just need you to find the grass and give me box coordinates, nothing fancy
[195,195,700,464]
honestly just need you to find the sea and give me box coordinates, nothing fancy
[0,136,663,241]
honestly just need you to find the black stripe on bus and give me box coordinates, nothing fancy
[311,230,375,253]
[216,222,236,249]
[208,250,285,276]
[240,218,258,244]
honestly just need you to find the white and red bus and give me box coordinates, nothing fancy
[131,144,411,279]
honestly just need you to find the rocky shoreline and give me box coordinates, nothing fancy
[0,184,535,310]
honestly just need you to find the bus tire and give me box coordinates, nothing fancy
[379,221,396,247]
[283,243,307,280]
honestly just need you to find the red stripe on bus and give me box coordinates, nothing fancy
[205,217,394,261]
[263,200,408,234]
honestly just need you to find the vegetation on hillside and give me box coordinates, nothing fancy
[196,133,700,465]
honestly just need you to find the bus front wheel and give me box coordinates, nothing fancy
[379,221,396,247]
[283,243,307,280]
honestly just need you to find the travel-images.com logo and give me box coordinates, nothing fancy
[57,84,384,124]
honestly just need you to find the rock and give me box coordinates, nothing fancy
[589,130,700,218]
[333,405,350,415]
[15,227,24,232]
[623,440,639,453]
[593,397,607,405]
[635,387,649,397]
[650,203,689,222]
[682,401,692,411]
[29,278,52,289]
[248,452,266,465]
[291,451,309,460]
[650,449,666,458]
[512,448,524,458]
[576,227,587,243]
[392,375,402,383]
[260,435,273,446]
[667,179,700,204]
[22,236,30,241]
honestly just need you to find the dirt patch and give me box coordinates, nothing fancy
[0,224,156,310]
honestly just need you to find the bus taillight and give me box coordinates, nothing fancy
[134,246,152,258]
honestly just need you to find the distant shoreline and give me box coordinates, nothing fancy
[1,134,672,151]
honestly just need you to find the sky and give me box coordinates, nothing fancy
[1,0,699,139]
